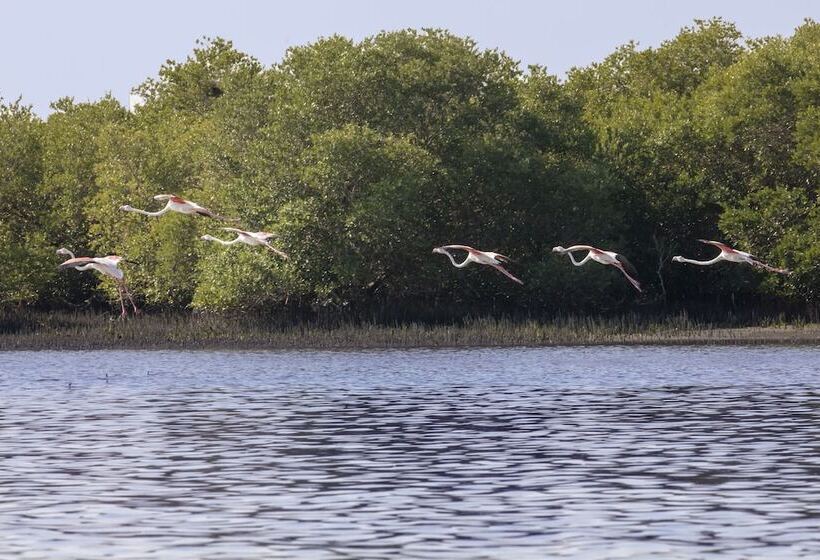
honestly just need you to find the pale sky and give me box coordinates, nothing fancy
[1,0,816,115]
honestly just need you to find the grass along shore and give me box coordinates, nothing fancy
[0,310,818,350]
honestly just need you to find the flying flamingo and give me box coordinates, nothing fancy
[120,194,236,221]
[552,245,642,292]
[672,240,790,274]
[56,248,139,317]
[433,245,523,285]
[201,228,289,259]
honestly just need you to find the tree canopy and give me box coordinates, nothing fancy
[1,21,818,317]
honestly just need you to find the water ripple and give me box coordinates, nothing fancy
[1,346,820,558]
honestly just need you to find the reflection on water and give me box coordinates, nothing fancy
[1,347,820,559]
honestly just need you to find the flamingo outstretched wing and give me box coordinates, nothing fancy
[221,227,249,235]
[439,244,477,253]
[195,207,228,221]
[58,257,95,269]
[698,239,735,253]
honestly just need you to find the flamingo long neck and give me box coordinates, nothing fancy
[442,249,471,268]
[567,251,592,266]
[556,246,595,266]
[676,255,724,266]
[125,202,171,217]
[59,249,76,259]
[211,236,241,246]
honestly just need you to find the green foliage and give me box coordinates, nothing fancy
[39,96,128,303]
[0,100,43,228]
[278,125,442,303]
[567,17,817,302]
[0,100,53,304]
[42,96,126,244]
[693,19,819,300]
[2,21,818,314]
[86,38,262,307]
[136,37,263,115]
[721,187,819,298]
[0,223,54,305]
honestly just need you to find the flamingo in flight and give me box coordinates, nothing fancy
[433,245,523,285]
[201,228,289,259]
[673,240,790,274]
[552,245,642,292]
[120,194,237,222]
[56,248,139,317]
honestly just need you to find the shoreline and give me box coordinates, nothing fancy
[1,312,818,350]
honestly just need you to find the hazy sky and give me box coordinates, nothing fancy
[1,0,816,115]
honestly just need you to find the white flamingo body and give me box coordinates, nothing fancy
[433,245,523,285]
[57,249,138,317]
[552,244,642,292]
[201,228,288,259]
[673,240,790,274]
[120,194,235,221]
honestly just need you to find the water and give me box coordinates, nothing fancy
[2,346,820,559]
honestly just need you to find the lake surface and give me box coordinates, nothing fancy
[2,346,820,559]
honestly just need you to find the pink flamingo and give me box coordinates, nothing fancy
[56,248,139,317]
[552,245,641,292]
[120,194,236,221]
[433,245,523,285]
[673,240,790,274]
[201,228,289,259]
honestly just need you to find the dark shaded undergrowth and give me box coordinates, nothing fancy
[0,309,817,350]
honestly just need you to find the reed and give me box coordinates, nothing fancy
[0,310,817,350]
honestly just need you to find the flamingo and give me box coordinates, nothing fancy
[433,245,523,285]
[672,240,790,274]
[201,228,289,259]
[56,248,139,317]
[120,194,236,221]
[552,245,642,292]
